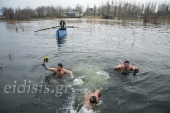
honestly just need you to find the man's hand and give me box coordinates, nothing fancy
[120,65,125,68]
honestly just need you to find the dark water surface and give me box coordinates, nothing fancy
[0,18,170,113]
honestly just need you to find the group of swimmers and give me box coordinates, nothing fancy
[41,21,139,109]
[41,57,138,109]
[41,20,140,109]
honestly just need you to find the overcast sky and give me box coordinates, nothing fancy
[0,0,169,9]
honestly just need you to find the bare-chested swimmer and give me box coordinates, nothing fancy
[84,90,101,109]
[41,58,74,78]
[114,60,138,75]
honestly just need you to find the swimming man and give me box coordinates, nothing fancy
[114,60,138,75]
[42,60,74,78]
[84,90,101,109]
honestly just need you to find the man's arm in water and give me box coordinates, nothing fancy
[63,69,74,78]
[45,65,56,72]
[84,93,93,110]
[132,65,138,71]
[113,64,123,69]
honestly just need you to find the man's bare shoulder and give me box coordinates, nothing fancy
[62,68,69,71]
[129,65,133,67]
[129,65,136,68]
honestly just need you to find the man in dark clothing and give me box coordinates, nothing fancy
[60,20,66,30]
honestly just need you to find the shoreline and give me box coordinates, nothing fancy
[0,17,170,23]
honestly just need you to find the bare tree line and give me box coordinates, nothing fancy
[1,4,83,20]
[0,0,170,21]
[86,0,170,20]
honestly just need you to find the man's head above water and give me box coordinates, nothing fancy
[84,90,100,109]
[57,63,63,70]
[90,96,97,104]
[58,63,63,68]
[124,60,129,64]
[114,60,138,72]
[124,60,130,69]
[41,61,74,78]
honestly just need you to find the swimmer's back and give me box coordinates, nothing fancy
[93,90,100,98]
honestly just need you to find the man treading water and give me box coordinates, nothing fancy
[59,20,66,30]
[113,60,138,75]
[41,57,74,78]
[84,90,101,110]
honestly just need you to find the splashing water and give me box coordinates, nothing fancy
[73,78,84,86]
[73,63,110,88]
[78,106,97,113]
[62,63,110,113]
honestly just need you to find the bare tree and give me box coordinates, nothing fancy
[101,2,106,15]
[98,6,101,16]
[85,4,90,16]
[106,1,111,16]
[121,2,128,19]
[157,2,169,18]
[1,1,169,20]
[74,4,83,13]
[66,6,72,12]
[110,0,114,16]
[117,1,122,19]
[93,4,97,16]
[113,1,118,17]
[1,7,15,19]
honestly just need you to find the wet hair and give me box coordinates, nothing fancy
[58,63,63,68]
[90,96,97,104]
[124,60,129,64]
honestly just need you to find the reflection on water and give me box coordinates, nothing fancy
[57,36,67,47]
[0,18,170,113]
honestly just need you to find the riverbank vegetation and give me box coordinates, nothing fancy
[0,0,170,23]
